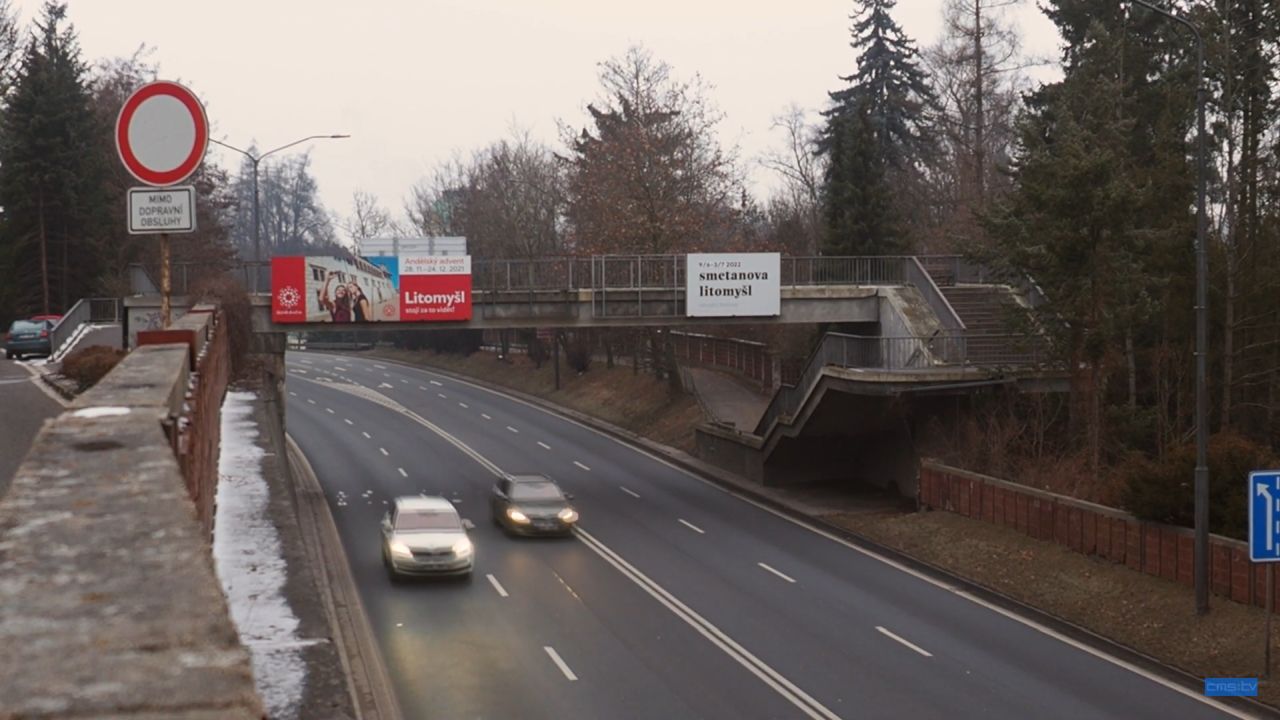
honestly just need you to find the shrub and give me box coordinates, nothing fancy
[1120,433,1277,540]
[61,345,127,390]
[527,337,549,368]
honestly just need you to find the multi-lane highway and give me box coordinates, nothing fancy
[285,351,1247,720]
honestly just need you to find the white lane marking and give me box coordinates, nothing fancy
[758,563,796,584]
[344,418,353,425]
[876,626,932,658]
[619,486,641,499]
[438,393,447,399]
[481,413,492,420]
[430,380,443,386]
[378,382,394,389]
[374,364,387,369]
[543,646,578,682]
[307,399,316,405]
[679,519,705,535]
[301,359,313,364]
[486,574,509,598]
[334,366,348,372]
[379,448,389,456]
[573,461,591,471]
[577,529,837,719]
[537,441,551,450]
[506,426,519,434]
[362,431,371,439]
[289,391,297,397]
[419,386,428,391]
[398,468,408,478]
[400,379,408,384]
[325,408,335,414]
[458,402,469,409]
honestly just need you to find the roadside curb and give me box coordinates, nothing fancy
[339,348,1277,719]
[286,432,403,720]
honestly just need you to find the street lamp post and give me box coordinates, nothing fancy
[211,134,350,291]
[1131,0,1210,615]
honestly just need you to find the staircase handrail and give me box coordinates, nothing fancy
[49,297,120,358]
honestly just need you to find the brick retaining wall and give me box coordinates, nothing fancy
[920,461,1274,610]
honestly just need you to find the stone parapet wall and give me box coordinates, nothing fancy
[0,307,262,717]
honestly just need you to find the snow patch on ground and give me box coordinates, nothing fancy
[213,389,306,719]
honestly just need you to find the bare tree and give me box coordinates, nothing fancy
[925,0,1027,250]
[342,190,393,254]
[759,104,825,254]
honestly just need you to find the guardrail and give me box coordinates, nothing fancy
[49,297,120,358]
[906,257,965,333]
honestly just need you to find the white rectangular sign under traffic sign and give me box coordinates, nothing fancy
[128,186,196,234]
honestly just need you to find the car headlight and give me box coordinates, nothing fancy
[452,538,473,556]
[507,508,531,524]
[558,508,578,523]
[389,540,413,556]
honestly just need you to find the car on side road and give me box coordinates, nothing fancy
[381,495,474,580]
[490,474,578,537]
[4,319,54,360]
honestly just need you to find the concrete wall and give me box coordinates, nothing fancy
[920,461,1274,611]
[0,309,264,717]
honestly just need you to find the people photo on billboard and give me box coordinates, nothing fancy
[271,254,473,323]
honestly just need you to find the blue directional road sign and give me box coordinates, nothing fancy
[1249,471,1280,562]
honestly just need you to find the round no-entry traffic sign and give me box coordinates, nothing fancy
[115,81,208,186]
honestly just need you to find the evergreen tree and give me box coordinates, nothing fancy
[819,0,936,255]
[0,1,107,316]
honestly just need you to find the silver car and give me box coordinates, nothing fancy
[381,496,474,580]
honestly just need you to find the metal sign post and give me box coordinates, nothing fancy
[114,81,208,329]
[1249,470,1280,679]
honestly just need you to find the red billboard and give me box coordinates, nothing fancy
[270,255,472,323]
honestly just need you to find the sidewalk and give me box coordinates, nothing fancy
[683,366,770,432]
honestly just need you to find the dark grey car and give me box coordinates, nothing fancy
[4,319,53,360]
[490,474,578,536]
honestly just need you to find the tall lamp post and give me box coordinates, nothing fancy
[211,134,350,291]
[1131,0,1210,615]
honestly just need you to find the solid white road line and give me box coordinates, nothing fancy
[619,486,641,499]
[573,461,590,471]
[486,574,509,598]
[758,563,797,584]
[379,448,389,456]
[362,431,372,439]
[459,402,469,409]
[679,519,706,535]
[481,413,492,420]
[398,468,408,478]
[876,626,932,658]
[576,529,838,720]
[543,646,578,682]
[507,426,519,434]
[537,441,551,450]
[344,418,354,425]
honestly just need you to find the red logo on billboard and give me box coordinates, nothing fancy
[400,273,472,321]
[271,257,307,323]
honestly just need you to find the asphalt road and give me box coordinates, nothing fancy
[285,351,1249,720]
[0,359,63,497]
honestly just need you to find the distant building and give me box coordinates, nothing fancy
[362,236,468,257]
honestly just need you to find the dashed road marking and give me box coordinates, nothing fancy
[538,441,551,450]
[481,413,492,420]
[619,486,641,499]
[573,461,590,471]
[543,646,577,682]
[362,432,372,439]
[486,574,509,598]
[679,519,706,535]
[430,380,443,386]
[344,418,353,425]
[380,447,389,456]
[758,563,796,584]
[876,626,932,658]
[459,402,469,409]
[398,468,408,477]
[507,426,519,434]
[325,408,335,414]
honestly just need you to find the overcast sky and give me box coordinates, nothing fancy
[14,1,1060,235]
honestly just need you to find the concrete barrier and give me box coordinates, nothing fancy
[0,309,263,717]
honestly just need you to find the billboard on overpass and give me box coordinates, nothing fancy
[271,254,472,323]
[685,253,781,317]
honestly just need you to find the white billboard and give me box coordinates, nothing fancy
[686,253,781,317]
